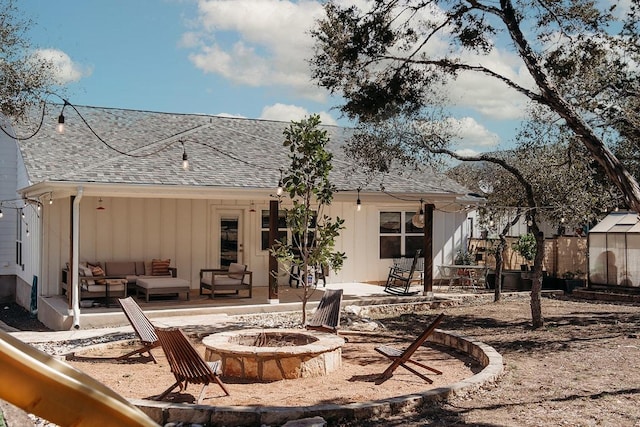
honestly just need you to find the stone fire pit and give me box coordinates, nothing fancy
[202,329,345,381]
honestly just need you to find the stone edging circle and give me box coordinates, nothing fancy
[131,329,503,426]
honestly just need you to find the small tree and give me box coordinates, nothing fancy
[513,233,537,269]
[270,115,346,324]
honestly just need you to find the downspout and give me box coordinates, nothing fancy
[71,187,83,329]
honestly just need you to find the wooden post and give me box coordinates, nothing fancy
[268,199,279,301]
[423,203,435,295]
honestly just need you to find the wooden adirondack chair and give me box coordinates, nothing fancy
[155,327,230,403]
[117,297,159,363]
[375,313,445,384]
[306,288,343,334]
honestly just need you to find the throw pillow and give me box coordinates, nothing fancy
[144,261,152,276]
[151,259,171,276]
[91,265,107,285]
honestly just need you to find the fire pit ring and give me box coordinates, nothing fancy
[202,329,345,381]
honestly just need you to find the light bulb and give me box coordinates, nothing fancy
[0,209,3,219]
[276,185,283,196]
[57,113,65,133]
[356,199,361,211]
[182,155,189,170]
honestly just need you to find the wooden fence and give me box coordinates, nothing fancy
[469,236,587,278]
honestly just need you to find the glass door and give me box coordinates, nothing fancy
[218,211,243,268]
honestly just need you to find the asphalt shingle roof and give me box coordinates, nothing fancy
[14,104,469,196]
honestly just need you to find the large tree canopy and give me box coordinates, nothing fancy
[0,0,55,119]
[311,0,640,211]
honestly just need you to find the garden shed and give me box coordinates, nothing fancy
[588,211,640,287]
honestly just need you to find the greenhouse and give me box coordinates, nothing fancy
[588,211,640,287]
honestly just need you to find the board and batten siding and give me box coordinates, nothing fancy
[0,130,18,279]
[38,195,471,297]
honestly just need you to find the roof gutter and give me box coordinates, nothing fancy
[71,186,83,329]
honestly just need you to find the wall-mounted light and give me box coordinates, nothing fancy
[97,198,105,211]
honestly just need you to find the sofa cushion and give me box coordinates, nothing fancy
[151,259,171,276]
[105,261,137,276]
[135,261,145,276]
[228,263,246,280]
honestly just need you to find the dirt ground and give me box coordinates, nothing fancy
[66,330,477,407]
[5,295,640,426]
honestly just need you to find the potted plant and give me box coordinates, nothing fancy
[513,233,536,271]
[454,250,473,265]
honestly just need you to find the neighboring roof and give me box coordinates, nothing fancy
[13,104,470,199]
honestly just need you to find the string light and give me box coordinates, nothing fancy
[181,141,189,170]
[356,188,362,212]
[57,112,65,133]
[276,169,284,196]
[411,199,425,228]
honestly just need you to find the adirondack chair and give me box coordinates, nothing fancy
[306,288,343,334]
[375,313,445,384]
[117,297,159,363]
[383,249,422,295]
[155,327,230,403]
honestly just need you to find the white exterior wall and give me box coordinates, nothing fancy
[0,129,18,278]
[39,195,472,296]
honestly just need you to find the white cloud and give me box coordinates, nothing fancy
[259,103,337,125]
[187,0,326,101]
[445,117,500,148]
[31,49,92,84]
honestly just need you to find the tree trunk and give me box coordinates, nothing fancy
[493,236,507,302]
[529,226,545,328]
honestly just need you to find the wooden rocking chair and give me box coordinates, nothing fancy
[383,249,422,295]
[117,297,159,363]
[375,313,445,384]
[155,327,230,403]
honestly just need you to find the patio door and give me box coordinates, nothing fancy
[216,210,243,268]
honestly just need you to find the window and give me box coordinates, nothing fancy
[261,209,317,251]
[16,213,23,268]
[379,211,423,259]
[261,210,288,251]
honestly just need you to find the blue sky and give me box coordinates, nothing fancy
[20,0,621,156]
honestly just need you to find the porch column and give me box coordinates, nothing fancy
[268,199,279,302]
[423,203,435,296]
